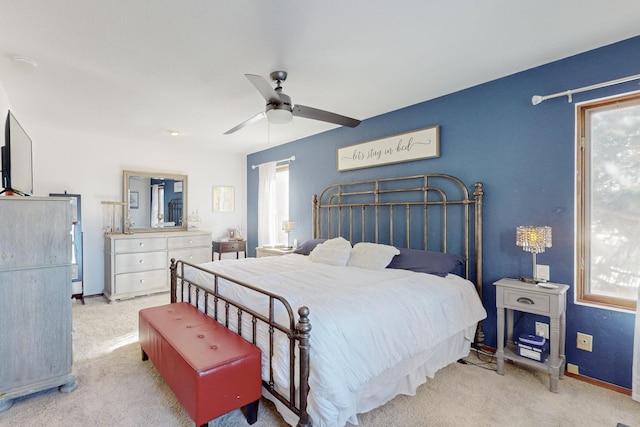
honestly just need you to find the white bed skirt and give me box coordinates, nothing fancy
[264,325,475,427]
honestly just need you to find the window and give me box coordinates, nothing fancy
[275,164,290,244]
[257,163,289,247]
[577,92,640,310]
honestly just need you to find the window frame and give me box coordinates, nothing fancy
[576,91,640,311]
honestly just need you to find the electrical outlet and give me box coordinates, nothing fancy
[535,322,549,339]
[536,264,550,281]
[577,332,593,352]
[567,363,580,375]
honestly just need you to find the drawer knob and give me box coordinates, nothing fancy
[139,279,144,283]
[188,240,193,244]
[139,259,144,264]
[517,297,535,305]
[139,242,144,247]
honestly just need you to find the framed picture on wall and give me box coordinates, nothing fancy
[213,186,235,212]
[129,191,139,209]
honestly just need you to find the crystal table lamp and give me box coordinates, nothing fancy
[516,225,552,283]
[282,220,295,248]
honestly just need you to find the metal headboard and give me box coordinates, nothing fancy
[312,173,484,343]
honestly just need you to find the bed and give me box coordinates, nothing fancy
[170,173,486,427]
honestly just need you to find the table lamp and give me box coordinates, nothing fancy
[516,225,552,283]
[282,220,295,248]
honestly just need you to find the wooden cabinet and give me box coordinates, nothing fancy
[104,231,211,302]
[212,240,246,260]
[0,197,77,412]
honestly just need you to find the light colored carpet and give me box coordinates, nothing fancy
[0,292,638,427]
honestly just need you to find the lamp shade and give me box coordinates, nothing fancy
[516,226,552,253]
[282,220,295,232]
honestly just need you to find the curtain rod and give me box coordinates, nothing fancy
[251,155,296,170]
[531,72,640,105]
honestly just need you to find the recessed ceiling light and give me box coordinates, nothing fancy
[13,56,38,70]
[167,130,180,136]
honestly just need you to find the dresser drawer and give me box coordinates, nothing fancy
[115,270,168,294]
[168,234,211,249]
[115,251,166,274]
[169,247,211,264]
[114,237,167,253]
[503,288,551,315]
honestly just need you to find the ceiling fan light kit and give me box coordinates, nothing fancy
[224,70,361,134]
[266,108,292,124]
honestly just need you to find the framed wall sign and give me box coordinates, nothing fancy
[337,125,439,171]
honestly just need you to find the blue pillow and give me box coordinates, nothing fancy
[293,239,327,255]
[387,248,465,277]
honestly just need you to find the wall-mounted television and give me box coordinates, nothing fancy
[1,110,33,195]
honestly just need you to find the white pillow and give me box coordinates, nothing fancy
[308,237,352,266]
[347,242,400,270]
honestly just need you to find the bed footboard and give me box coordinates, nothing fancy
[170,259,312,427]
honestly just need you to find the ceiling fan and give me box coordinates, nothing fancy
[224,71,361,135]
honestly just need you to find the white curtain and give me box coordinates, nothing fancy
[258,162,278,247]
[151,184,164,227]
[633,285,640,401]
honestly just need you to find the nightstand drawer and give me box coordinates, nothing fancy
[217,241,245,252]
[503,288,550,315]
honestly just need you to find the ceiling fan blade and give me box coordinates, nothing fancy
[223,111,267,135]
[292,104,361,128]
[245,74,281,104]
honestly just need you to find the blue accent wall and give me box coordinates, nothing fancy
[247,35,640,389]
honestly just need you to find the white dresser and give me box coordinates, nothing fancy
[104,230,211,302]
[0,197,77,411]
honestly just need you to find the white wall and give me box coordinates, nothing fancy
[28,125,246,296]
[0,81,9,117]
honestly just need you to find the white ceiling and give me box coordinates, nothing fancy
[0,1,639,155]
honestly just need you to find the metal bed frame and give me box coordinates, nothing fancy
[171,173,484,427]
[167,198,182,225]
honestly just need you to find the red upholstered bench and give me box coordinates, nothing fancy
[139,302,261,426]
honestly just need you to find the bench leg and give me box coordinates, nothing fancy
[141,347,148,361]
[243,399,260,425]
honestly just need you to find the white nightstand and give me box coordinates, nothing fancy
[494,277,569,392]
[256,247,294,258]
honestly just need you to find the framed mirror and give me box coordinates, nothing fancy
[123,170,188,232]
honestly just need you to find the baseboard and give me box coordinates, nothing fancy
[564,371,631,396]
[479,345,632,396]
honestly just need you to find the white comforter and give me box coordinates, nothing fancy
[183,254,486,427]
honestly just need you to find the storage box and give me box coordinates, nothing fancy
[517,333,549,362]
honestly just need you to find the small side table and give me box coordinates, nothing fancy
[494,277,569,392]
[212,240,246,260]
